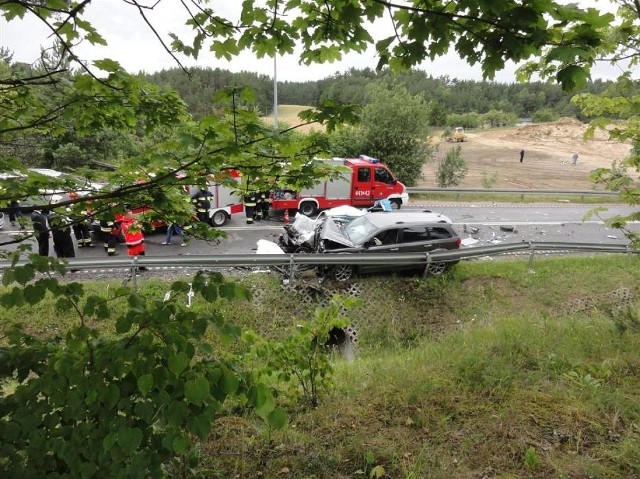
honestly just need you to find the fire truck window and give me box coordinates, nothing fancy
[357,167,371,183]
[374,167,394,184]
[401,227,430,243]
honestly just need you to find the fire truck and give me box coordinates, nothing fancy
[270,155,409,216]
[186,170,244,226]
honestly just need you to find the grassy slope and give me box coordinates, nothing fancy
[260,104,325,133]
[2,256,640,478]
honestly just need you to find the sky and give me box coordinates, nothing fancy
[0,0,630,83]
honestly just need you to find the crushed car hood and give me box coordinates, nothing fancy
[319,217,355,248]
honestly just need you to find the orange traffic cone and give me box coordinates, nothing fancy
[283,209,290,224]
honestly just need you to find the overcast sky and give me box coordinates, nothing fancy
[0,0,630,83]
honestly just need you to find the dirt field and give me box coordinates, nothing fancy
[421,119,632,190]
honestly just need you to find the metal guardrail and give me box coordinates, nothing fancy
[0,242,636,281]
[407,187,620,198]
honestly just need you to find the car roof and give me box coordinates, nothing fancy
[364,211,454,227]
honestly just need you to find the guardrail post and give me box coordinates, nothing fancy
[423,253,432,278]
[288,254,296,283]
[131,256,138,291]
[527,241,535,270]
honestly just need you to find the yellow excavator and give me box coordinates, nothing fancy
[448,127,466,142]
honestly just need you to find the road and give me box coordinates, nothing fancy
[1,203,638,260]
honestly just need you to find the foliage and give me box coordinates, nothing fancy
[0,259,287,477]
[532,107,560,123]
[480,109,518,128]
[358,82,433,185]
[244,296,355,407]
[481,170,499,188]
[436,145,468,187]
[446,111,482,129]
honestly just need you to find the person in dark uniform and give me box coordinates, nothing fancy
[31,208,50,256]
[68,205,94,248]
[98,217,119,256]
[191,187,213,223]
[49,211,76,258]
[243,191,257,224]
[8,200,22,227]
[255,191,270,220]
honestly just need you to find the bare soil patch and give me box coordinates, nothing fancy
[421,119,632,190]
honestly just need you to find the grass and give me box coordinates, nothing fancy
[2,255,640,477]
[260,104,325,133]
[411,192,625,205]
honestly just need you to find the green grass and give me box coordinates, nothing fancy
[2,255,640,477]
[411,192,625,204]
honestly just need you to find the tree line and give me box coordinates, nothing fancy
[141,66,614,123]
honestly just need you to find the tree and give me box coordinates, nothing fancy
[358,81,433,185]
[0,0,620,476]
[435,145,468,187]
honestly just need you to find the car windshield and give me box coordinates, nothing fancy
[343,216,378,244]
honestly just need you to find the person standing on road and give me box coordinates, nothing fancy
[519,149,525,163]
[162,223,187,246]
[49,211,76,259]
[571,152,579,166]
[120,208,146,269]
[31,208,50,257]
[8,200,22,227]
[191,187,213,223]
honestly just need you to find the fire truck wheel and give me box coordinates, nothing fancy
[299,202,317,217]
[210,210,228,227]
[390,199,402,210]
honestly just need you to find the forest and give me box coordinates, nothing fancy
[141,66,613,122]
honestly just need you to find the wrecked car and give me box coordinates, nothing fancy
[278,205,367,253]
[315,211,461,281]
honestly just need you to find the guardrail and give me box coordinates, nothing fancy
[406,187,620,199]
[0,242,637,288]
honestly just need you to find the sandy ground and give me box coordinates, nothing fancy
[421,119,633,190]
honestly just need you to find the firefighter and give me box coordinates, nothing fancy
[243,191,257,224]
[119,208,146,269]
[49,211,76,259]
[191,187,213,223]
[68,204,94,248]
[98,215,119,256]
[254,191,270,221]
[31,208,50,257]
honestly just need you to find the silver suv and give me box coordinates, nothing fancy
[316,211,461,281]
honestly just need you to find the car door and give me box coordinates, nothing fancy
[372,166,398,201]
[359,227,401,273]
[352,166,374,206]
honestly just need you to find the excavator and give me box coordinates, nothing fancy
[448,126,466,142]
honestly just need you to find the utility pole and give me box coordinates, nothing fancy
[273,55,279,131]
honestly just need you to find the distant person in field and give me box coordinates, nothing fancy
[571,152,579,166]
[519,149,525,163]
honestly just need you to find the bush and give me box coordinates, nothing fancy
[436,145,468,187]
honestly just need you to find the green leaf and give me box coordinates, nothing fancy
[267,407,288,430]
[168,352,189,376]
[184,376,211,405]
[187,414,212,440]
[172,434,190,454]
[103,384,120,410]
[116,315,133,334]
[137,374,154,396]
[128,293,146,313]
[93,58,122,73]
[117,427,143,451]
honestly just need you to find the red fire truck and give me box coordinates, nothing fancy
[270,155,409,216]
[186,170,244,226]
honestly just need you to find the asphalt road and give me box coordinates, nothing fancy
[1,203,638,260]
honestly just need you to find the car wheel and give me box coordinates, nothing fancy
[210,210,227,227]
[390,199,401,210]
[294,246,311,254]
[299,201,317,217]
[332,264,355,281]
[426,261,448,276]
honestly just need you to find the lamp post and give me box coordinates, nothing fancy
[273,55,279,130]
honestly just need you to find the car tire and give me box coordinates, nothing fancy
[332,264,355,281]
[294,246,312,254]
[426,261,448,276]
[299,202,317,217]
[210,210,227,227]
[390,199,401,210]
